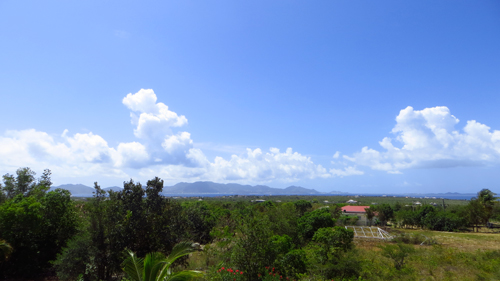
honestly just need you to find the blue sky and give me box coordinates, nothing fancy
[1,1,499,193]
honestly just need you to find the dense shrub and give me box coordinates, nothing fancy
[297,208,335,240]
[0,189,79,278]
[423,211,467,231]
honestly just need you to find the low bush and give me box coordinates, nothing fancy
[392,233,437,245]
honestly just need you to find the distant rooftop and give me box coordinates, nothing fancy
[341,206,370,213]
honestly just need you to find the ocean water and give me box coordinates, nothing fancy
[160,193,475,201]
[72,191,475,201]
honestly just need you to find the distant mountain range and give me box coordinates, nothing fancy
[50,184,126,197]
[50,181,325,197]
[49,182,480,199]
[162,182,322,195]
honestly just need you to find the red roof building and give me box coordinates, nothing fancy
[341,206,370,213]
[340,206,376,226]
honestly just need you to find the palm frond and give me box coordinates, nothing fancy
[164,241,197,265]
[123,242,203,281]
[122,250,145,281]
[165,270,204,281]
[144,252,167,281]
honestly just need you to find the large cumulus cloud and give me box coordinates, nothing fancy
[0,89,336,184]
[345,106,500,173]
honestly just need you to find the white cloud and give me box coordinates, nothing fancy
[162,132,193,154]
[122,89,188,140]
[330,166,364,177]
[207,147,331,182]
[114,142,149,168]
[0,89,340,185]
[0,129,127,181]
[138,147,333,184]
[119,89,199,167]
[346,106,500,173]
[66,132,112,163]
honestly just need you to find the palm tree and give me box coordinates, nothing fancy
[477,189,498,207]
[476,189,498,225]
[122,241,204,281]
[0,239,13,262]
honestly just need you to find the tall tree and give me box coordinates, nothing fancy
[365,207,375,226]
[0,188,78,278]
[374,204,394,225]
[1,168,52,200]
[477,189,498,207]
[464,199,489,232]
[15,167,36,196]
[477,189,498,223]
[1,174,16,199]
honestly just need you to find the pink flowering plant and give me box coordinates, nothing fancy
[259,266,291,281]
[214,266,245,281]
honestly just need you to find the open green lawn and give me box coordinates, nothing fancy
[352,228,500,281]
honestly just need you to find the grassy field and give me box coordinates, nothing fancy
[186,227,500,281]
[346,228,500,280]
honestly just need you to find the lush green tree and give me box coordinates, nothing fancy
[374,204,394,225]
[393,202,404,212]
[15,167,36,195]
[339,215,358,226]
[0,183,6,204]
[1,168,52,200]
[53,232,94,281]
[493,202,500,221]
[266,203,299,243]
[297,208,335,241]
[277,249,308,279]
[55,179,191,281]
[294,200,312,217]
[230,216,274,280]
[268,234,293,259]
[414,205,436,228]
[394,209,418,228]
[423,211,467,231]
[1,173,16,199]
[477,189,498,223]
[478,189,498,206]
[312,227,354,253]
[0,189,78,278]
[122,241,203,281]
[464,198,489,232]
[365,207,375,226]
[183,201,216,244]
[307,226,358,279]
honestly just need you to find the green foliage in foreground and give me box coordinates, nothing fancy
[0,188,78,278]
[1,167,499,280]
[122,241,203,281]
